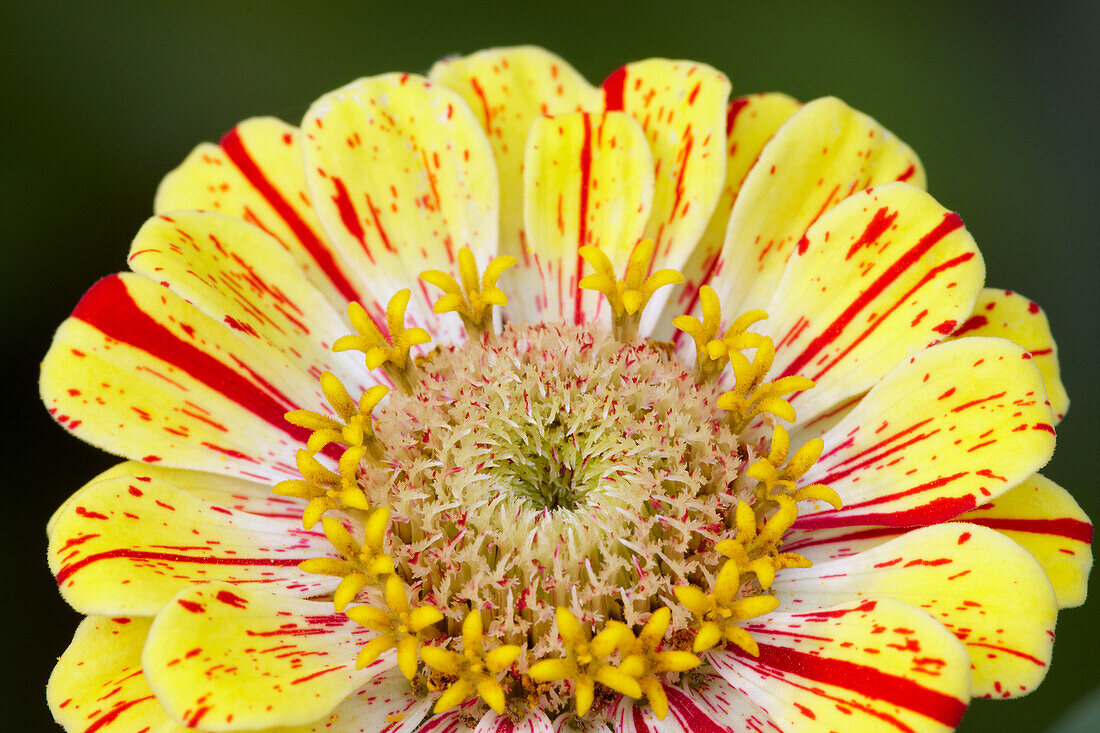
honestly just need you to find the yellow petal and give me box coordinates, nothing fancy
[716,96,926,318]
[798,337,1056,529]
[430,47,602,323]
[958,473,1092,608]
[523,111,654,325]
[154,117,371,313]
[675,93,801,335]
[143,583,384,731]
[950,288,1069,422]
[40,273,318,482]
[48,616,168,733]
[760,183,984,422]
[601,59,730,331]
[48,475,336,616]
[127,212,373,400]
[713,597,969,731]
[774,523,1058,699]
[301,74,498,343]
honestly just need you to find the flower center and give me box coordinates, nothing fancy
[364,322,753,650]
[276,246,841,722]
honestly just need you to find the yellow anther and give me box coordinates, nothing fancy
[272,447,371,529]
[578,239,683,341]
[716,337,814,432]
[333,291,431,393]
[299,508,395,611]
[674,560,779,657]
[747,425,841,509]
[346,575,444,679]
[528,608,640,717]
[613,607,700,720]
[286,372,389,458]
[420,248,517,339]
[672,286,767,383]
[420,611,522,714]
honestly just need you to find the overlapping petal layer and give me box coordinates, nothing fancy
[762,183,984,421]
[523,111,654,324]
[957,473,1092,608]
[301,73,499,342]
[48,616,169,733]
[951,288,1069,422]
[430,47,602,322]
[128,212,372,393]
[773,524,1058,698]
[673,92,801,333]
[796,337,1056,529]
[143,583,383,731]
[49,474,336,615]
[709,597,970,732]
[155,117,371,313]
[41,273,315,482]
[714,97,926,317]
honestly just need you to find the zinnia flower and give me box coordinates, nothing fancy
[43,46,1091,733]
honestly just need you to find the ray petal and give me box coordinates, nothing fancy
[301,74,499,343]
[773,524,1058,698]
[710,597,970,731]
[49,475,336,616]
[796,337,1056,529]
[143,583,386,731]
[523,111,654,325]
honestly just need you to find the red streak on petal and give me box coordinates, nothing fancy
[71,275,310,444]
[737,642,967,728]
[780,212,965,380]
[83,695,156,733]
[219,128,361,303]
[846,207,899,261]
[602,66,628,111]
[964,516,1093,544]
[56,548,303,585]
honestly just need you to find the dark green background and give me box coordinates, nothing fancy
[3,1,1096,730]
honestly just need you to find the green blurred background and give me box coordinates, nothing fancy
[3,1,1096,730]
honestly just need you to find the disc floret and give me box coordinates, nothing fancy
[333,289,430,392]
[420,249,517,338]
[299,509,395,611]
[347,575,445,679]
[578,239,683,340]
[528,608,642,717]
[420,611,522,714]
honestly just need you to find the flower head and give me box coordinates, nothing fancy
[43,46,1090,733]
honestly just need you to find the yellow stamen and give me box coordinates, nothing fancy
[285,373,389,458]
[613,607,700,720]
[528,608,641,717]
[345,575,444,679]
[420,248,517,339]
[674,559,779,656]
[419,611,522,714]
[672,286,767,384]
[747,425,841,509]
[333,291,431,393]
[578,239,683,340]
[272,447,370,529]
[716,337,815,432]
[299,508,395,611]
